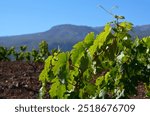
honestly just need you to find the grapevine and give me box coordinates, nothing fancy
[39,18,150,99]
[0,40,52,62]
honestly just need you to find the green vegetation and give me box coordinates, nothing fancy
[39,18,150,99]
[0,40,53,62]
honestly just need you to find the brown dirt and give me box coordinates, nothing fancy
[0,61,148,99]
[0,61,44,99]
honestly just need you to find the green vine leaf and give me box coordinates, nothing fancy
[71,32,94,67]
[89,24,112,58]
[52,52,69,76]
[49,77,67,98]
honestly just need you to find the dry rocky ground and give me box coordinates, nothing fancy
[0,61,148,99]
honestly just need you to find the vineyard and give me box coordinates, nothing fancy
[0,19,150,99]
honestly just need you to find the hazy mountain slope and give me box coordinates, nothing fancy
[0,24,150,51]
[0,24,100,51]
[132,24,150,38]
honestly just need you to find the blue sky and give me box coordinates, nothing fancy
[0,0,150,36]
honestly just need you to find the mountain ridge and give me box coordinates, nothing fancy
[0,24,150,51]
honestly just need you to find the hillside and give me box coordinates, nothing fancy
[0,24,150,51]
